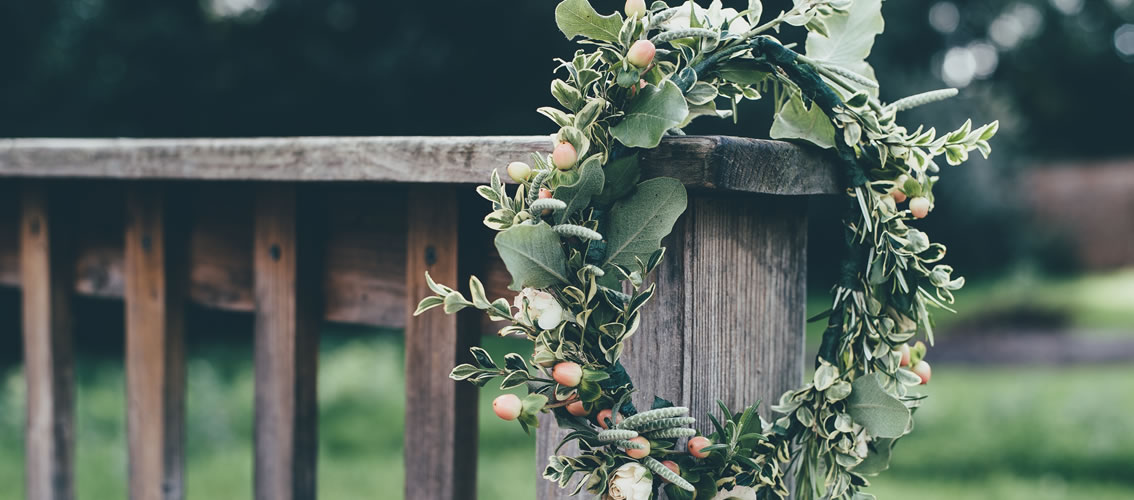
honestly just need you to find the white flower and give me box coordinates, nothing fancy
[514,288,565,330]
[604,462,653,500]
[711,484,759,500]
[660,1,751,35]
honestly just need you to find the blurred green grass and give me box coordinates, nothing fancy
[0,270,1132,499]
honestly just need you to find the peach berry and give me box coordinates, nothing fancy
[660,460,680,481]
[909,197,931,218]
[898,343,911,367]
[596,409,622,429]
[626,40,656,68]
[688,436,712,458]
[890,188,907,203]
[552,142,577,170]
[913,360,932,385]
[566,400,588,417]
[625,0,647,18]
[552,362,583,387]
[493,394,522,421]
[506,161,531,182]
[625,436,650,459]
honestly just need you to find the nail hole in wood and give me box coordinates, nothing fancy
[30,219,40,235]
[141,234,152,252]
[269,244,281,261]
[425,245,437,266]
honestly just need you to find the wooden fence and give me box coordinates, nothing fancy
[0,136,838,500]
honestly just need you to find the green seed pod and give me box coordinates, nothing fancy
[642,457,695,492]
[642,427,698,439]
[632,416,697,432]
[613,439,648,450]
[617,406,689,430]
[597,429,639,442]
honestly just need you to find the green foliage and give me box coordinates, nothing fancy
[495,223,571,291]
[602,177,688,272]
[845,374,911,439]
[554,0,624,43]
[771,94,837,148]
[609,80,690,148]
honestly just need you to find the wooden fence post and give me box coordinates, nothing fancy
[253,184,322,500]
[536,191,808,500]
[20,182,76,500]
[404,185,480,500]
[124,184,187,500]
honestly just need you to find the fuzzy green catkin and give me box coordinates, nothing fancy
[614,439,647,450]
[553,224,602,240]
[821,64,878,89]
[597,429,639,442]
[526,169,553,202]
[642,457,696,492]
[529,198,567,213]
[631,416,696,433]
[650,28,719,45]
[649,7,681,26]
[617,406,689,430]
[889,88,959,112]
[643,427,698,439]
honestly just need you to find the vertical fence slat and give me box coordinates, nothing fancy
[20,182,75,500]
[404,185,478,500]
[124,184,186,500]
[537,192,808,500]
[253,184,321,500]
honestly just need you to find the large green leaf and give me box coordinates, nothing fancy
[610,80,690,148]
[845,373,911,439]
[851,437,895,475]
[554,0,623,43]
[554,156,605,224]
[603,177,687,270]
[590,153,640,207]
[495,223,570,291]
[769,95,836,149]
[804,0,884,94]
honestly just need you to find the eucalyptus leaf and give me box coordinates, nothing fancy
[602,178,688,274]
[495,223,571,291]
[610,80,690,148]
[803,0,884,96]
[590,154,640,207]
[845,373,911,439]
[555,0,624,43]
[554,157,605,224]
[770,95,836,149]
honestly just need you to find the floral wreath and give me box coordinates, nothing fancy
[416,0,998,499]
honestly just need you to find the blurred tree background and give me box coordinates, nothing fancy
[2,1,1134,499]
[3,0,1133,277]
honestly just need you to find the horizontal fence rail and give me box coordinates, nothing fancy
[0,136,835,500]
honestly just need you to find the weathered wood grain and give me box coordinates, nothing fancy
[0,136,839,195]
[536,192,808,500]
[252,184,321,500]
[20,182,76,500]
[403,185,479,500]
[124,185,186,500]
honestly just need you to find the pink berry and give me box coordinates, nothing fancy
[506,161,531,182]
[596,409,622,429]
[891,189,907,203]
[625,0,647,18]
[566,400,588,417]
[626,40,655,68]
[552,142,577,170]
[552,362,583,387]
[538,188,553,199]
[660,460,680,481]
[898,343,911,367]
[688,436,712,458]
[493,394,522,421]
[913,360,932,385]
[625,436,650,459]
[909,197,931,218]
